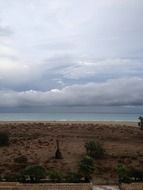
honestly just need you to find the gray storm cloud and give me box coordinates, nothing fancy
[0,77,143,107]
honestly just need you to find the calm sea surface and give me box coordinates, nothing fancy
[0,113,140,121]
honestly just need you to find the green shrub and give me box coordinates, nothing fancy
[23,165,47,182]
[4,174,17,182]
[0,132,9,146]
[79,155,95,182]
[116,164,130,183]
[65,172,81,183]
[85,141,105,159]
[47,170,64,182]
[129,169,143,181]
[0,176,2,181]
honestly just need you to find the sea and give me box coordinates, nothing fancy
[0,112,141,122]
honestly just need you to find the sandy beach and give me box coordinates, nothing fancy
[0,121,142,184]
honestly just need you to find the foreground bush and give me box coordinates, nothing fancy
[116,164,130,183]
[129,169,143,181]
[47,170,64,182]
[79,155,95,182]
[4,174,18,182]
[116,164,143,183]
[65,172,81,183]
[23,165,47,182]
[0,132,9,146]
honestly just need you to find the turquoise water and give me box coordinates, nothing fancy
[0,113,140,121]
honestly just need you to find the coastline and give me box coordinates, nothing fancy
[0,120,138,127]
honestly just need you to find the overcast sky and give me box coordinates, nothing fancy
[0,0,143,111]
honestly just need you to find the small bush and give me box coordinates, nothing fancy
[0,176,2,181]
[4,174,17,182]
[129,169,143,181]
[23,165,47,182]
[47,170,64,182]
[85,141,105,159]
[0,132,9,146]
[65,172,81,183]
[79,155,95,182]
[116,164,130,183]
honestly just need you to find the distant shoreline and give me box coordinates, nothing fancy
[0,120,138,127]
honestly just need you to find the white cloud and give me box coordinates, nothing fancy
[0,0,142,109]
[0,25,12,36]
[1,0,143,62]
